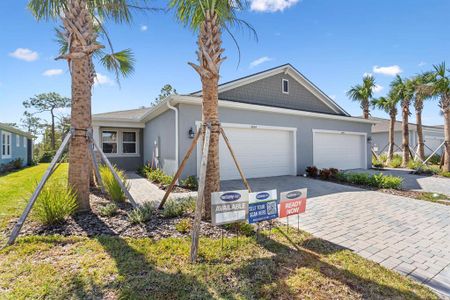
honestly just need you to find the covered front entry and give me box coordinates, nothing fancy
[313,129,367,170]
[197,123,297,180]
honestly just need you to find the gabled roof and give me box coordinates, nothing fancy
[371,117,444,133]
[0,123,34,139]
[191,63,349,116]
[93,107,151,120]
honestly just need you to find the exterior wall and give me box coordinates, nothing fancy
[0,129,29,166]
[177,103,372,179]
[143,109,177,175]
[219,73,340,115]
[96,127,144,171]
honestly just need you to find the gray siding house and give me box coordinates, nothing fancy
[371,117,445,156]
[93,64,375,180]
[0,123,33,167]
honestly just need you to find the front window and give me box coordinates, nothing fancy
[102,131,118,154]
[2,132,11,158]
[16,134,20,147]
[122,131,137,154]
[282,78,289,94]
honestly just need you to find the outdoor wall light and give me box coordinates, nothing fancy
[188,127,195,139]
[367,136,372,143]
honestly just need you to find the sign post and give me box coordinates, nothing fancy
[279,189,307,233]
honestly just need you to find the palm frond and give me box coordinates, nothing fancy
[99,49,135,84]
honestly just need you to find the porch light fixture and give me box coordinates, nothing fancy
[188,127,195,139]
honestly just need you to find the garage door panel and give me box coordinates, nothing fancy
[314,131,365,170]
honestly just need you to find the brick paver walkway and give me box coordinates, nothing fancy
[223,176,450,297]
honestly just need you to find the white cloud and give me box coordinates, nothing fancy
[418,61,427,67]
[140,25,148,32]
[250,0,299,12]
[372,65,402,76]
[42,69,63,76]
[373,84,384,93]
[9,48,39,62]
[250,56,272,68]
[94,73,114,86]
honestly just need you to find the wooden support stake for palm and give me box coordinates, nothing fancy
[88,144,104,193]
[190,124,211,263]
[159,128,202,209]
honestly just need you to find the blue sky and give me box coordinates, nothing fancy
[1,0,450,128]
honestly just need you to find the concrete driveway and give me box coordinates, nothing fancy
[349,168,450,197]
[222,176,450,297]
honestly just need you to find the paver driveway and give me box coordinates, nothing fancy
[222,176,450,297]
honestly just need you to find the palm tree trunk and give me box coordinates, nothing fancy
[416,106,425,161]
[387,111,396,162]
[442,97,450,172]
[64,0,96,211]
[190,10,224,220]
[402,101,410,167]
[363,103,369,119]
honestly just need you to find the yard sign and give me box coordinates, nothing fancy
[211,190,249,226]
[279,188,307,218]
[248,190,278,224]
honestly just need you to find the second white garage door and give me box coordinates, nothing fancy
[215,124,296,180]
[313,130,367,170]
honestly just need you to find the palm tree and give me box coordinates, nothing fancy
[429,62,450,172]
[411,72,433,161]
[170,0,254,219]
[391,75,415,167]
[347,75,377,119]
[28,0,139,210]
[371,92,400,162]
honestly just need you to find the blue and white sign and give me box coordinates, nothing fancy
[211,190,249,226]
[248,189,278,224]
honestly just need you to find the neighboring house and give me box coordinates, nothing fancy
[371,117,445,156]
[92,64,375,180]
[0,123,34,167]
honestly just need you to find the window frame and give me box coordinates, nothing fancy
[16,134,20,147]
[100,128,140,157]
[101,130,119,155]
[122,131,138,155]
[23,136,27,148]
[282,78,289,94]
[2,131,12,159]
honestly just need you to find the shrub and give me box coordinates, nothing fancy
[34,182,78,225]
[407,160,422,170]
[12,158,23,169]
[388,155,402,168]
[175,218,192,233]
[128,201,156,224]
[181,175,198,191]
[426,154,441,165]
[100,165,129,202]
[146,168,173,186]
[441,171,450,178]
[223,222,254,236]
[162,197,196,218]
[334,172,348,182]
[346,173,371,185]
[372,158,384,168]
[369,173,403,189]
[98,203,118,217]
[378,153,388,164]
[319,168,332,180]
[305,166,318,177]
[39,151,56,163]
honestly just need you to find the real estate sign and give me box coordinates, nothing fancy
[279,189,307,218]
[211,190,249,226]
[248,189,278,224]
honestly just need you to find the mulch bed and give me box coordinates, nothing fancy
[6,191,268,240]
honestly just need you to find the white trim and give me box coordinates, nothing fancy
[16,134,20,147]
[23,136,27,148]
[282,78,289,94]
[167,99,179,170]
[195,121,297,178]
[92,120,145,128]
[100,128,140,158]
[1,131,12,159]
[312,129,368,169]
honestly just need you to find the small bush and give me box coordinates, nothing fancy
[39,151,56,163]
[305,166,318,177]
[98,203,118,217]
[378,153,388,164]
[369,173,403,189]
[34,182,78,225]
[372,158,384,168]
[441,171,450,178]
[414,165,440,175]
[162,197,196,218]
[223,222,255,236]
[346,173,371,185]
[12,158,23,169]
[100,165,129,202]
[143,168,173,186]
[426,154,441,165]
[128,202,156,224]
[407,160,422,170]
[175,218,192,234]
[388,155,402,168]
[319,168,332,179]
[181,175,198,191]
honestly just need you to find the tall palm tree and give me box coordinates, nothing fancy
[28,0,139,210]
[391,75,415,167]
[170,0,254,219]
[371,92,400,162]
[429,62,450,172]
[347,75,377,119]
[411,72,433,160]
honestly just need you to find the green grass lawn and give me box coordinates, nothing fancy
[0,165,437,299]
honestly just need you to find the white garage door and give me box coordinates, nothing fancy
[313,130,366,170]
[198,124,296,180]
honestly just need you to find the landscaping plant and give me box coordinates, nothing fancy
[147,168,173,186]
[175,218,192,234]
[162,197,196,218]
[34,181,78,225]
[305,166,319,177]
[98,203,118,217]
[99,165,129,202]
[388,155,402,168]
[128,201,156,224]
[181,175,198,190]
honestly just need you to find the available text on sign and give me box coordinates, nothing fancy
[279,188,307,218]
[211,190,249,226]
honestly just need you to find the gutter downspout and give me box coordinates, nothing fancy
[167,98,179,175]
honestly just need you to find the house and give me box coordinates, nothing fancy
[0,123,34,167]
[92,64,375,180]
[371,117,445,157]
